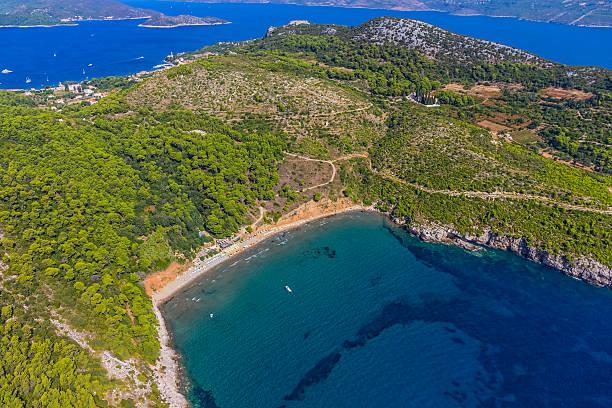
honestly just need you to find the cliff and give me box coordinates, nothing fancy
[402,221,612,288]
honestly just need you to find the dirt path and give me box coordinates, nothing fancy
[284,152,370,192]
[253,206,265,226]
[286,151,612,215]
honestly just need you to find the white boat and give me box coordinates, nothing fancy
[1,69,12,74]
[209,313,214,319]
[136,56,144,60]
[25,77,31,84]
[285,285,292,293]
[87,63,93,67]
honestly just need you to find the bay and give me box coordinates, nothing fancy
[1,1,611,89]
[163,212,612,408]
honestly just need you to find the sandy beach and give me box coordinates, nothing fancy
[149,198,372,305]
[148,198,373,407]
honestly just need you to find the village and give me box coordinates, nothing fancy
[7,49,220,110]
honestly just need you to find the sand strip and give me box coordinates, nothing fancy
[151,200,371,305]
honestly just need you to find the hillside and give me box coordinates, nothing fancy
[0,0,225,27]
[166,0,612,27]
[0,16,610,408]
[253,18,612,171]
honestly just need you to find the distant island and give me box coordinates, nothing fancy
[139,14,228,28]
[0,0,227,27]
[165,0,612,27]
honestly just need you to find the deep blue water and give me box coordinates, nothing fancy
[163,212,612,408]
[1,1,611,89]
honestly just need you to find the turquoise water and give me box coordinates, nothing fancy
[163,212,612,408]
[1,1,611,89]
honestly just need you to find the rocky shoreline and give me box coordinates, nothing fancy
[152,302,190,408]
[399,220,612,288]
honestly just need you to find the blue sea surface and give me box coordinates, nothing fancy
[162,212,612,408]
[1,1,611,89]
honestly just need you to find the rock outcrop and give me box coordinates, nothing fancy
[404,222,612,288]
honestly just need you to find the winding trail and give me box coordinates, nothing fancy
[285,151,612,215]
[284,152,370,192]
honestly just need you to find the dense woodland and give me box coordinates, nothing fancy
[0,18,610,407]
[0,91,284,406]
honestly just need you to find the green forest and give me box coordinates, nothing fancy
[0,91,285,406]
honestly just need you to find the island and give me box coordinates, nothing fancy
[138,14,228,28]
[0,16,610,408]
[167,0,612,27]
[0,0,227,27]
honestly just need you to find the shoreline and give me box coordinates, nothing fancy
[0,23,79,28]
[138,21,231,28]
[148,198,611,407]
[151,301,190,408]
[150,200,371,305]
[0,16,151,28]
[149,199,371,407]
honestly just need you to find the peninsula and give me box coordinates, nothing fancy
[0,16,610,408]
[0,0,227,27]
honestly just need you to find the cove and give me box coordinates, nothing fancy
[162,211,612,408]
[1,1,611,89]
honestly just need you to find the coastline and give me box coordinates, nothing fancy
[151,301,190,408]
[150,199,371,306]
[0,16,151,28]
[0,23,78,28]
[138,21,231,28]
[148,197,611,407]
[148,198,371,407]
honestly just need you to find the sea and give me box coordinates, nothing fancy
[162,212,612,408]
[1,0,612,89]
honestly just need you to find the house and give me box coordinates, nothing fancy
[217,239,233,249]
[67,83,83,93]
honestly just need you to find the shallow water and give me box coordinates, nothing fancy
[163,212,612,408]
[1,1,611,89]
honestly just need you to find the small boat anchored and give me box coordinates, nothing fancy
[25,77,31,84]
[209,313,214,319]
[87,63,93,67]
[285,285,293,293]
